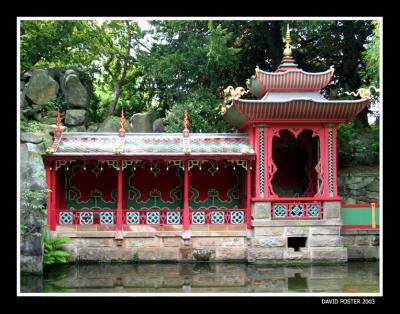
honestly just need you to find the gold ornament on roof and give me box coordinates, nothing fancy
[283,24,292,57]
[255,65,260,75]
[46,147,54,155]
[223,86,249,98]
[345,86,379,99]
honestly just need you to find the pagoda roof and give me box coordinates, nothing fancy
[223,97,369,129]
[257,67,334,94]
[46,132,254,157]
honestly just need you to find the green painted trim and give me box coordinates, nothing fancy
[342,207,380,225]
[223,103,247,128]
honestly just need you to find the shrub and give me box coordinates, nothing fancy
[43,233,70,266]
[337,123,379,167]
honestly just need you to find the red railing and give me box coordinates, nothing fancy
[56,208,247,225]
[271,202,323,219]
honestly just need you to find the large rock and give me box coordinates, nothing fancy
[20,143,47,274]
[61,70,89,108]
[130,112,156,133]
[153,118,165,133]
[25,69,59,105]
[65,109,88,126]
[97,116,121,132]
[67,125,87,132]
[87,122,99,132]
[21,132,44,144]
[20,143,46,191]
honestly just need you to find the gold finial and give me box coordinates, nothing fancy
[283,24,292,57]
[255,65,260,75]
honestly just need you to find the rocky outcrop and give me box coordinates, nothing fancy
[153,118,165,133]
[60,70,89,108]
[338,166,379,204]
[25,70,59,105]
[20,142,47,274]
[65,109,88,126]
[20,132,44,144]
[130,112,156,133]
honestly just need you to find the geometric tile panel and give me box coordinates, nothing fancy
[126,212,140,224]
[146,212,160,224]
[167,211,181,224]
[211,211,224,224]
[59,212,73,225]
[79,212,93,224]
[273,204,287,217]
[100,212,114,224]
[307,204,321,217]
[290,204,304,217]
[230,211,244,224]
[191,211,205,224]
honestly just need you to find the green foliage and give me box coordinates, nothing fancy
[337,123,379,167]
[132,252,139,263]
[165,88,229,133]
[43,233,70,266]
[20,188,47,236]
[361,20,380,86]
[20,119,40,132]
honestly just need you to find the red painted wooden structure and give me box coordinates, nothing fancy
[42,27,370,231]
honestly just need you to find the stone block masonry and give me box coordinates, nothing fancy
[341,228,379,260]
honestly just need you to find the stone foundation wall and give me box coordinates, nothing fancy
[341,229,380,260]
[57,230,249,263]
[248,201,347,263]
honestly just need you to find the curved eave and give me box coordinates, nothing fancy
[256,68,334,93]
[223,98,369,128]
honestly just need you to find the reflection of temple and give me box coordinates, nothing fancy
[43,26,369,263]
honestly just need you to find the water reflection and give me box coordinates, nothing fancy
[21,262,379,293]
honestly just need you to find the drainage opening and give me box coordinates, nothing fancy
[288,237,307,252]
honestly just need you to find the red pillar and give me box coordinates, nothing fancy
[45,159,52,226]
[50,160,56,231]
[183,160,190,230]
[117,160,123,230]
[246,164,252,229]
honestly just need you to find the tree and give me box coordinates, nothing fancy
[84,20,146,115]
[20,20,93,73]
[139,20,240,129]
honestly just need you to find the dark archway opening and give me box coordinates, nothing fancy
[272,129,320,197]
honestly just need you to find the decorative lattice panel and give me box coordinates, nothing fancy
[167,212,181,224]
[126,212,140,224]
[211,211,225,224]
[146,212,160,224]
[328,128,334,196]
[273,204,287,217]
[79,212,93,224]
[59,212,73,224]
[100,212,114,224]
[259,128,265,197]
[191,211,205,224]
[290,204,304,217]
[307,204,321,217]
[230,211,244,224]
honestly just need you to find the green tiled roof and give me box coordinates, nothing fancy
[51,133,254,156]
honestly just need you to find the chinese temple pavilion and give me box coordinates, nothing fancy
[42,26,369,263]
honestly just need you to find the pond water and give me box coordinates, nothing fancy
[21,261,379,293]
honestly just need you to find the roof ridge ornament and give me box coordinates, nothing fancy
[283,24,292,57]
[46,106,62,155]
[344,86,379,99]
[182,109,191,155]
[115,106,126,155]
